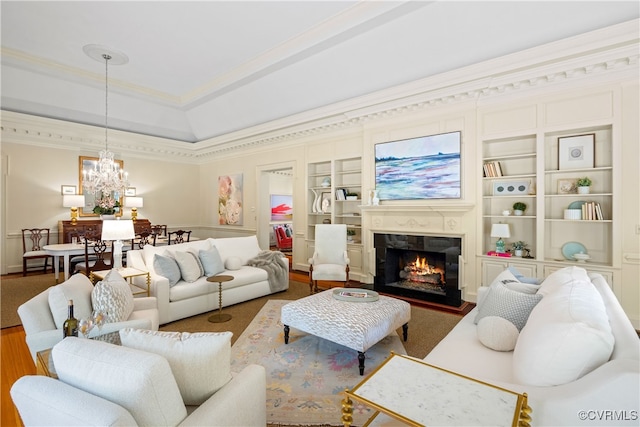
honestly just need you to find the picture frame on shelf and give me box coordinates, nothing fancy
[557,179,577,194]
[492,180,531,196]
[558,134,595,170]
[61,185,76,195]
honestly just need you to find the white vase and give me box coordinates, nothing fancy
[310,189,318,213]
[513,210,523,216]
[100,214,116,220]
[372,190,380,206]
[514,249,523,257]
[577,186,590,194]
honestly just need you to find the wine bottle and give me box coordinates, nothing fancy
[63,299,78,338]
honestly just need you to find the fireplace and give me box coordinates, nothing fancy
[374,233,462,307]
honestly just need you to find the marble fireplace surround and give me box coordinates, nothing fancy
[361,203,474,308]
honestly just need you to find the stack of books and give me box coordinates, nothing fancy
[483,161,503,177]
[582,202,605,220]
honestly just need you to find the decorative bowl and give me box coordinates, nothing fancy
[573,253,591,263]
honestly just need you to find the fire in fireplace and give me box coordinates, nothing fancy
[374,233,462,307]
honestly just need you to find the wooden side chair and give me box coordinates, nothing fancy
[167,230,191,245]
[74,231,113,277]
[21,228,53,276]
[151,224,167,238]
[134,231,157,249]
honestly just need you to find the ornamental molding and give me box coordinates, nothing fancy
[2,23,638,162]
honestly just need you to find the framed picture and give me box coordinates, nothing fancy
[270,194,293,221]
[557,179,577,194]
[61,185,76,195]
[492,180,531,196]
[218,174,243,225]
[124,187,136,197]
[320,192,332,213]
[558,134,595,170]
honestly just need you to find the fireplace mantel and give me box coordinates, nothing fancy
[359,203,475,213]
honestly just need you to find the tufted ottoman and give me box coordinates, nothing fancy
[281,288,411,375]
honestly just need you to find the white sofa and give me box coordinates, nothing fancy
[420,267,640,426]
[18,272,159,362]
[11,334,266,426]
[126,235,289,325]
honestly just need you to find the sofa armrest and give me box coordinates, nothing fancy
[132,296,158,312]
[18,289,57,336]
[11,375,137,426]
[178,364,266,427]
[25,329,64,362]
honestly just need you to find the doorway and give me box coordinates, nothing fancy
[256,162,295,252]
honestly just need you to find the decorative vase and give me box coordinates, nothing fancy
[372,190,380,206]
[514,249,523,257]
[100,214,116,220]
[577,186,590,194]
[310,189,318,213]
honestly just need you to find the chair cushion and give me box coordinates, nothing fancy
[119,329,233,405]
[91,269,134,323]
[153,253,181,286]
[311,263,347,281]
[48,274,94,329]
[199,245,225,276]
[52,337,187,426]
[174,250,203,282]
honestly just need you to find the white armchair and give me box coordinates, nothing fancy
[11,337,266,427]
[18,273,159,362]
[308,224,350,293]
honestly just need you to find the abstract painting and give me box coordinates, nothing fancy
[218,174,243,225]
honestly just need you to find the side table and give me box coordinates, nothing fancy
[207,275,234,323]
[90,267,151,297]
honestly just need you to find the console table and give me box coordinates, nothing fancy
[342,352,532,426]
[58,219,152,243]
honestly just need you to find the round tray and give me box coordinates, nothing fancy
[561,241,588,260]
[332,288,379,302]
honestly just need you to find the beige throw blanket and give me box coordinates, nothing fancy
[247,250,289,292]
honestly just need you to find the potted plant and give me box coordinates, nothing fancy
[511,241,528,257]
[345,191,359,201]
[576,177,592,194]
[347,229,356,242]
[512,201,527,216]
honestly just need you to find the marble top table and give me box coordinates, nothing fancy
[342,352,532,426]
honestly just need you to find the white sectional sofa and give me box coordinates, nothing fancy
[421,267,640,426]
[126,235,289,325]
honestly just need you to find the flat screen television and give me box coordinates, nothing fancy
[375,131,461,200]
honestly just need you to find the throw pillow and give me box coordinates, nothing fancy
[537,266,591,297]
[477,316,520,351]
[153,253,181,286]
[91,269,134,323]
[507,266,542,285]
[474,281,543,331]
[48,273,94,329]
[225,256,242,271]
[513,275,614,386]
[119,329,233,405]
[199,245,225,276]
[174,251,203,282]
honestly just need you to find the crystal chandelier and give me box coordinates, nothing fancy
[82,45,129,196]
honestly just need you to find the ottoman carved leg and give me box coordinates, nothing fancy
[358,352,365,375]
[402,323,408,341]
[284,325,290,344]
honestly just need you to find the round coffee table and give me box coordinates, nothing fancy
[207,275,234,323]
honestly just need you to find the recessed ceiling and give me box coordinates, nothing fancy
[1,1,638,143]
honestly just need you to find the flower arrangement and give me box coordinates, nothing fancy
[93,194,120,215]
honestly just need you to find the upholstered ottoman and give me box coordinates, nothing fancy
[281,288,411,375]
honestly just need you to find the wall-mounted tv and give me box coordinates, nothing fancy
[375,131,461,200]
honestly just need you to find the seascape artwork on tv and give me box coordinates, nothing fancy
[375,131,461,200]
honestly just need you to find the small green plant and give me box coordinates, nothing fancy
[347,229,356,236]
[577,177,592,187]
[511,241,528,251]
[345,191,359,197]
[512,202,527,212]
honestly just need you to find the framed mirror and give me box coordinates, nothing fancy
[78,156,124,217]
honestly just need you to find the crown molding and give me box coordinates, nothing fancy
[3,19,638,162]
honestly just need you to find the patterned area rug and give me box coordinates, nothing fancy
[231,299,407,426]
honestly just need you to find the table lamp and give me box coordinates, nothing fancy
[62,195,86,225]
[125,196,143,221]
[491,223,511,253]
[101,219,135,269]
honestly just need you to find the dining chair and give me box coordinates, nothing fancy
[21,228,53,276]
[73,231,113,276]
[134,231,157,249]
[151,224,168,238]
[167,230,191,245]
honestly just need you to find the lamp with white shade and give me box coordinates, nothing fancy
[101,219,135,270]
[125,197,143,221]
[490,223,511,253]
[62,195,86,225]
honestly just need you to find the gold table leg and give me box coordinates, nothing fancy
[341,391,353,427]
[208,281,232,323]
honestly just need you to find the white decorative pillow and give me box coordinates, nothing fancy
[474,280,542,331]
[119,329,233,405]
[48,274,94,329]
[174,251,203,282]
[513,275,614,386]
[225,256,242,271]
[153,253,181,286]
[199,246,225,277]
[537,266,591,297]
[91,269,134,322]
[477,316,520,351]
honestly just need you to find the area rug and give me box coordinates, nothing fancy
[1,274,56,328]
[231,299,407,426]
